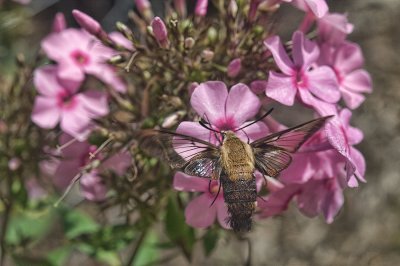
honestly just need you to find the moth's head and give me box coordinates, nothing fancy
[221,131,236,142]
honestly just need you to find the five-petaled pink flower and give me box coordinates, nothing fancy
[31,65,109,140]
[265,31,340,110]
[319,41,373,109]
[177,81,268,144]
[54,134,131,201]
[41,28,126,92]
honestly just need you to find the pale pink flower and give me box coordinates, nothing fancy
[319,42,372,109]
[173,172,230,229]
[265,31,339,109]
[54,134,131,201]
[31,66,109,140]
[41,28,126,92]
[317,13,354,45]
[177,81,269,146]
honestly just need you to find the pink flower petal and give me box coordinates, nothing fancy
[321,180,344,223]
[304,0,328,18]
[318,13,353,45]
[307,66,340,103]
[79,90,109,118]
[334,42,364,74]
[266,71,297,106]
[225,83,261,126]
[342,69,372,93]
[80,171,107,201]
[292,31,319,69]
[350,147,366,182]
[31,96,61,128]
[236,121,269,142]
[257,184,300,218]
[59,134,91,158]
[173,172,209,192]
[185,193,217,228]
[34,66,65,96]
[109,32,135,51]
[60,101,93,141]
[264,36,294,76]
[279,154,313,183]
[58,61,85,83]
[54,159,80,188]
[101,152,131,176]
[341,89,365,110]
[190,81,228,125]
[216,200,230,229]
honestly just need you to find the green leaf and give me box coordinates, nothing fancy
[6,206,54,245]
[202,229,219,256]
[62,209,100,239]
[164,195,195,260]
[133,231,159,266]
[95,249,121,266]
[46,246,72,266]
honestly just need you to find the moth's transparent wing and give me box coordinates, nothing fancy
[140,129,221,178]
[251,116,331,177]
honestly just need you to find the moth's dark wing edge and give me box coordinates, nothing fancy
[251,116,332,153]
[139,129,221,179]
[252,116,332,177]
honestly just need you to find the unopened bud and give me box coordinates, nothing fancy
[151,17,170,48]
[207,27,218,43]
[228,0,238,17]
[52,12,66,32]
[135,0,153,21]
[8,157,21,171]
[227,58,242,78]
[201,49,214,61]
[162,111,186,128]
[72,10,108,40]
[184,37,195,49]
[248,0,261,23]
[250,80,267,94]
[174,0,187,17]
[195,0,208,17]
[116,21,135,42]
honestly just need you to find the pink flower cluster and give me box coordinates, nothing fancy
[32,13,127,140]
[46,134,131,201]
[173,0,372,229]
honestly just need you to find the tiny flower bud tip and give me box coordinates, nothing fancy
[72,9,106,39]
[195,0,209,17]
[52,12,66,32]
[151,17,169,48]
[174,0,187,17]
[227,58,242,78]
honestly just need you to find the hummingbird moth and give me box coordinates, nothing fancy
[140,110,332,232]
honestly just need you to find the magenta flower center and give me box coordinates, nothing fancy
[57,90,78,110]
[70,50,90,66]
[293,68,309,89]
[215,116,236,131]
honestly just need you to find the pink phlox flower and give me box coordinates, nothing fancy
[174,172,264,229]
[317,13,354,45]
[265,31,340,110]
[291,0,328,18]
[31,65,109,141]
[258,150,347,223]
[177,81,269,150]
[41,28,126,92]
[319,41,372,109]
[54,134,131,201]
